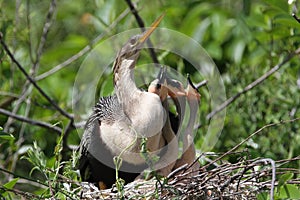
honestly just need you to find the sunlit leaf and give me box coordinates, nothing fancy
[3,178,19,189]
[263,0,289,12]
[0,132,15,141]
[278,173,294,188]
[278,184,300,199]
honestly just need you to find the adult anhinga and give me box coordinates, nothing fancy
[78,14,179,189]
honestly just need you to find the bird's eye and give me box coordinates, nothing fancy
[129,37,137,45]
[156,84,161,90]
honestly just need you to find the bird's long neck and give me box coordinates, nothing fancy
[185,91,200,137]
[114,58,139,111]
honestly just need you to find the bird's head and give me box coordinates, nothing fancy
[113,13,164,87]
[148,66,168,100]
[114,13,164,69]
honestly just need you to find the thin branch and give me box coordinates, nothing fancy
[0,167,48,188]
[26,0,35,63]
[35,8,130,81]
[196,80,208,90]
[0,186,40,199]
[201,117,300,169]
[0,32,73,120]
[292,13,300,23]
[9,100,31,180]
[207,47,300,120]
[5,0,57,129]
[253,158,276,200]
[0,108,62,133]
[124,0,159,64]
[61,119,75,160]
[31,0,57,74]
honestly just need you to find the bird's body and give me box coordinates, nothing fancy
[79,92,167,187]
[78,14,175,188]
[78,14,200,188]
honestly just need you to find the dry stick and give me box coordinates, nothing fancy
[201,117,300,170]
[292,13,300,23]
[32,0,56,73]
[207,47,300,120]
[0,186,40,199]
[35,8,130,81]
[0,33,73,120]
[0,166,78,200]
[252,158,276,200]
[61,119,74,160]
[10,0,56,163]
[196,80,208,90]
[276,155,300,165]
[9,99,31,179]
[124,0,159,64]
[0,108,62,133]
[4,0,57,131]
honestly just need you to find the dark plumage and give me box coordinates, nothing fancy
[78,96,146,187]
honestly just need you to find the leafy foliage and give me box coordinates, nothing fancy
[0,0,299,199]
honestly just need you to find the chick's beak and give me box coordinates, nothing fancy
[186,75,201,101]
[148,66,168,101]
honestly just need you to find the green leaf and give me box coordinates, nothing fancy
[278,173,293,188]
[3,178,19,189]
[0,132,15,141]
[277,184,300,199]
[100,75,114,97]
[263,0,289,12]
[274,15,300,29]
[257,191,269,200]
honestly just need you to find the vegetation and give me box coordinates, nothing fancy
[0,0,299,199]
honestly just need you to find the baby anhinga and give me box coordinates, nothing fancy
[78,14,178,189]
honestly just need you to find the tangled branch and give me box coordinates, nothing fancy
[207,47,300,120]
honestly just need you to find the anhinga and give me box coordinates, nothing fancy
[78,14,180,189]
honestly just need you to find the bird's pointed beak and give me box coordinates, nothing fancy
[186,75,201,101]
[157,66,168,101]
[139,13,165,43]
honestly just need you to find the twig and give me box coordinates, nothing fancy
[5,0,57,130]
[61,119,75,161]
[124,0,159,64]
[292,13,300,23]
[207,47,300,120]
[8,100,31,180]
[35,8,130,81]
[0,108,62,133]
[0,167,48,188]
[0,186,40,199]
[196,80,208,89]
[253,158,276,200]
[201,117,300,169]
[32,0,56,74]
[0,32,73,120]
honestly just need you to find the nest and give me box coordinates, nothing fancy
[79,153,300,199]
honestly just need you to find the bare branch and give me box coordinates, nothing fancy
[201,117,300,169]
[207,47,300,120]
[252,158,276,200]
[292,13,300,23]
[0,32,73,120]
[0,108,62,133]
[0,186,40,199]
[35,8,130,81]
[124,0,159,64]
[32,0,57,74]
[195,80,208,90]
